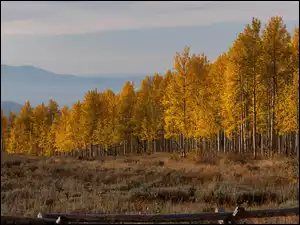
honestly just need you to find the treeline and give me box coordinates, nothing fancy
[1,17,299,158]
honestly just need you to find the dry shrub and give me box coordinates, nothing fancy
[129,186,196,203]
[196,156,219,165]
[76,156,96,161]
[2,159,22,168]
[224,153,249,165]
[197,152,220,166]
[2,188,34,202]
[186,149,200,161]
[151,171,197,187]
[246,165,260,171]
[279,199,299,208]
[186,150,219,165]
[157,160,165,167]
[235,191,278,205]
[196,171,223,183]
[201,189,278,205]
[274,184,299,203]
[198,181,279,206]
[286,157,299,184]
[3,167,25,178]
[169,153,182,162]
[142,160,165,167]
[119,176,144,191]
[100,172,135,185]
[123,158,139,164]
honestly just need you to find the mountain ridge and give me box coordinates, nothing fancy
[1,101,23,116]
[1,64,149,78]
[1,65,147,107]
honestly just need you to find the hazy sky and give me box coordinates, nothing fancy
[1,1,299,76]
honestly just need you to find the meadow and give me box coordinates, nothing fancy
[1,151,299,224]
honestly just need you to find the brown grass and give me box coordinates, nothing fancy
[1,151,299,223]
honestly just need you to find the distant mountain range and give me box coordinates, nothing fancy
[1,101,23,116]
[1,65,148,108]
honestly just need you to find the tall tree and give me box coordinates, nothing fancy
[95,89,119,154]
[1,110,8,152]
[261,16,292,154]
[8,101,34,154]
[163,47,189,156]
[55,106,72,154]
[240,18,262,158]
[44,99,60,156]
[132,77,151,152]
[47,99,60,124]
[68,101,83,151]
[221,34,248,153]
[117,81,136,154]
[291,27,299,155]
[133,74,165,154]
[80,89,100,149]
[32,103,48,155]
[6,111,17,152]
[208,53,228,152]
[189,54,212,139]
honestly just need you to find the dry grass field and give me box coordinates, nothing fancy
[1,151,299,224]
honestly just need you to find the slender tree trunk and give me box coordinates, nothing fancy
[123,141,126,155]
[271,46,277,158]
[165,139,168,152]
[244,79,248,154]
[131,134,133,154]
[182,133,185,156]
[296,132,299,158]
[148,140,151,155]
[217,132,220,153]
[292,132,295,156]
[284,134,287,156]
[260,134,264,156]
[224,133,226,153]
[253,73,257,159]
[297,80,299,157]
[207,138,209,153]
[240,97,244,154]
[289,133,292,157]
[267,75,272,157]
[221,131,224,153]
[278,135,281,155]
[232,135,234,153]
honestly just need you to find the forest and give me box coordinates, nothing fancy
[1,16,299,159]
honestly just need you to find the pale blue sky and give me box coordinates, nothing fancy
[1,1,299,76]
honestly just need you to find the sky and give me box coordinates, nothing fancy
[1,1,299,76]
